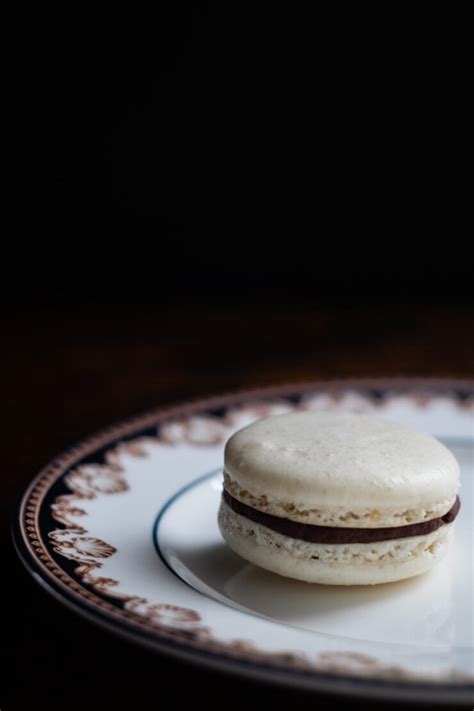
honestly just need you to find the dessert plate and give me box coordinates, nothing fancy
[13,379,474,704]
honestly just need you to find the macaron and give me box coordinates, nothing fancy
[218,411,460,585]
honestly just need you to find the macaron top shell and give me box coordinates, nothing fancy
[224,412,459,525]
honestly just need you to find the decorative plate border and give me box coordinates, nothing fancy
[13,379,474,703]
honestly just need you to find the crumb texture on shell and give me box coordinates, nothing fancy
[218,500,453,586]
[223,473,456,528]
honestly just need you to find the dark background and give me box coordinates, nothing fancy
[4,5,473,710]
[11,4,472,304]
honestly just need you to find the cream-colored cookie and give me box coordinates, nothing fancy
[219,412,460,585]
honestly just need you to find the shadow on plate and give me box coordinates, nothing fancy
[177,541,435,623]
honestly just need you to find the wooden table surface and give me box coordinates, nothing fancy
[3,303,473,710]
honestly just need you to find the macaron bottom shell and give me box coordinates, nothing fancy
[218,499,453,586]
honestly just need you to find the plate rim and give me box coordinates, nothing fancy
[12,377,474,703]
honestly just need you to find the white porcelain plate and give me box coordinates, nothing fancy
[13,380,474,704]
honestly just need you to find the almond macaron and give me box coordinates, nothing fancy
[218,411,460,585]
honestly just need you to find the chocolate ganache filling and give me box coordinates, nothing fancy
[222,490,460,544]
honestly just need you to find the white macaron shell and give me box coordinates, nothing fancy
[224,412,459,513]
